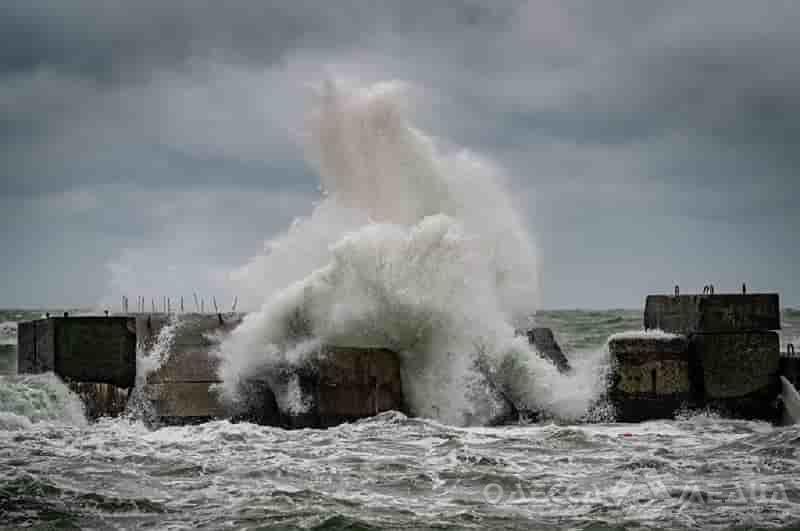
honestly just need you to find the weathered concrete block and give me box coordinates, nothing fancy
[17,319,55,374]
[136,313,243,347]
[318,346,403,418]
[527,327,570,372]
[608,333,692,421]
[143,382,228,420]
[272,346,404,428]
[692,332,780,421]
[17,317,135,388]
[56,318,136,388]
[137,313,242,384]
[644,294,780,334]
[147,351,219,384]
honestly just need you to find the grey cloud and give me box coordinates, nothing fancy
[1,0,799,308]
[0,1,516,83]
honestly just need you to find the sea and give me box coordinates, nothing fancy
[2,308,800,530]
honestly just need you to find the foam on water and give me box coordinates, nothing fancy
[608,329,684,341]
[0,373,87,429]
[218,79,608,425]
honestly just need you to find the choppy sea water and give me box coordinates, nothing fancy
[2,309,800,530]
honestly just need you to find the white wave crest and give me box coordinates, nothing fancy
[218,78,604,425]
[0,373,87,427]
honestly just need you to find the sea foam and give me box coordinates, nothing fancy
[218,79,607,425]
[0,373,87,428]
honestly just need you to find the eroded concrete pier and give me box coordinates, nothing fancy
[609,333,691,422]
[16,313,406,427]
[17,316,136,388]
[610,292,782,421]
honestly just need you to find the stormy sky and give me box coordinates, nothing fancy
[1,0,798,310]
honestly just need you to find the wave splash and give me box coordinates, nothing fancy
[0,373,87,429]
[218,79,608,425]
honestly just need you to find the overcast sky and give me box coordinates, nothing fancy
[1,0,798,310]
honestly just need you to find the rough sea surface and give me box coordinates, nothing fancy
[1,308,800,530]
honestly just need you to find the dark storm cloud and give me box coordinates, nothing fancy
[0,1,324,82]
[1,0,799,308]
[0,0,517,194]
[0,1,513,83]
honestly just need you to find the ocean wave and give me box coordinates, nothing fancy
[0,373,87,427]
[217,79,609,426]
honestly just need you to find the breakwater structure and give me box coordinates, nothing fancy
[609,291,786,422]
[15,291,798,426]
[16,311,565,427]
[16,312,408,427]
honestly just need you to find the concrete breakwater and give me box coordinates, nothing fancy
[15,312,567,427]
[15,292,795,426]
[610,293,783,422]
[16,313,408,427]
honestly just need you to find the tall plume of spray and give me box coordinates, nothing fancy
[218,79,606,425]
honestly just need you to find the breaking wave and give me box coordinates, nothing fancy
[218,79,609,425]
[0,373,87,429]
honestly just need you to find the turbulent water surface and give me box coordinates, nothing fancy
[1,309,800,530]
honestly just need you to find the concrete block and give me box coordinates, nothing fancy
[147,351,220,383]
[318,346,403,418]
[527,327,570,372]
[17,319,55,374]
[138,313,243,384]
[692,332,780,421]
[644,294,780,334]
[17,317,135,388]
[55,317,136,388]
[143,382,228,419]
[693,331,780,398]
[273,346,404,428]
[135,313,243,347]
[608,334,692,421]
